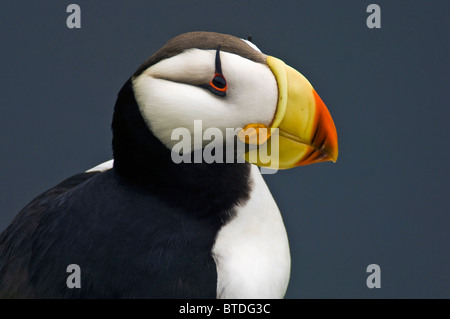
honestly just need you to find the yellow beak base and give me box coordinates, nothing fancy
[242,56,338,169]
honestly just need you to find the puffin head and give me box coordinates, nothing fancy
[113,31,338,172]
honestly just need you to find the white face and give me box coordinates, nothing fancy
[132,44,278,150]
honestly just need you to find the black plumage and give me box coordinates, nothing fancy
[0,77,252,298]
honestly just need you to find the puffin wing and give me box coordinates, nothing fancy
[0,161,218,298]
[0,167,103,297]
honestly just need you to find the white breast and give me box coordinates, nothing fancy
[212,165,291,299]
[87,160,291,298]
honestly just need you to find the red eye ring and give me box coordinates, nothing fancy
[209,73,227,93]
[202,46,227,97]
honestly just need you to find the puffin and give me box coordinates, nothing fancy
[0,31,338,298]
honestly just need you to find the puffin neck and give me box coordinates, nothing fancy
[111,79,253,215]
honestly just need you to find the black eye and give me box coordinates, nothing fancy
[212,74,226,89]
[202,45,227,97]
[208,73,227,96]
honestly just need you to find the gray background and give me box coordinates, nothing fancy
[0,1,448,298]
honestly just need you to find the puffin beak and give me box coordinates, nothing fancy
[240,56,338,169]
